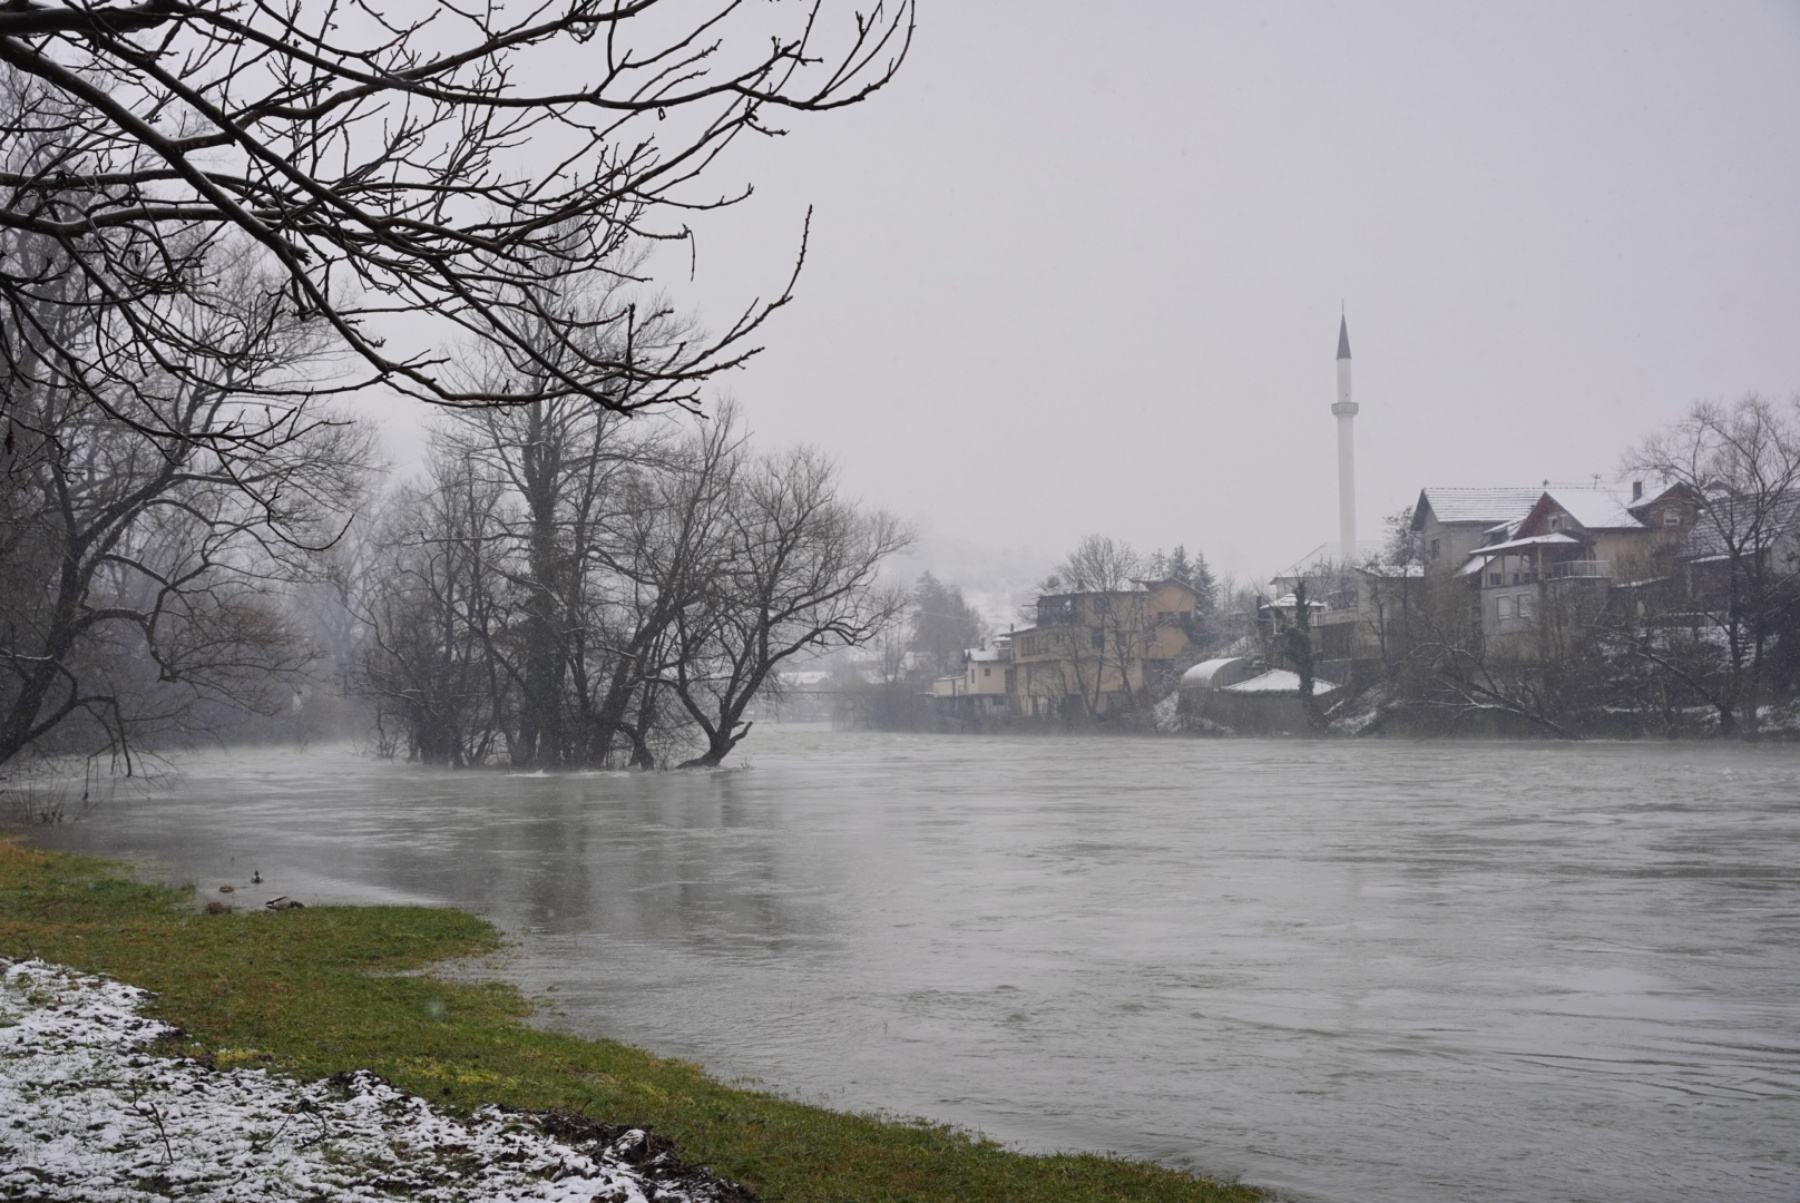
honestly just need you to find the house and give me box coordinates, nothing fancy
[1618,483,1800,629]
[1454,483,1694,640]
[930,640,1013,716]
[1008,579,1200,719]
[1409,487,1547,568]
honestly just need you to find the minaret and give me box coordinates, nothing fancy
[1333,312,1358,564]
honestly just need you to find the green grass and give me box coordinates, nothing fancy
[0,838,1261,1202]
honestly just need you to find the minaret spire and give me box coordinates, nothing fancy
[1332,312,1359,564]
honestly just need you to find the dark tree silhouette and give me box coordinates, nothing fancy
[1,230,372,768]
[0,1,913,427]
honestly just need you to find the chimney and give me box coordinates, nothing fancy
[1631,480,1643,502]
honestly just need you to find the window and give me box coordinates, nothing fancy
[1498,596,1515,619]
[982,667,991,678]
[1520,594,1536,618]
[1548,514,1563,531]
[1663,512,1681,527]
[1430,538,1441,559]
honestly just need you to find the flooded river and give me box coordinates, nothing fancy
[29,728,1800,1202]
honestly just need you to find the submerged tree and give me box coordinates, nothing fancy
[350,406,903,768]
[348,466,512,766]
[666,445,909,766]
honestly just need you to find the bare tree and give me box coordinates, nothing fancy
[1029,534,1151,720]
[347,461,514,765]
[0,2,913,426]
[1372,567,1595,740]
[1619,394,1800,737]
[0,230,373,768]
[667,445,908,766]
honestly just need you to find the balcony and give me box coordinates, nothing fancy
[1547,560,1610,580]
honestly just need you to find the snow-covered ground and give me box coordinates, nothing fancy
[0,959,748,1202]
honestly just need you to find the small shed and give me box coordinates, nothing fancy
[1181,657,1250,691]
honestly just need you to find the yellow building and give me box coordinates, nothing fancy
[1008,580,1200,720]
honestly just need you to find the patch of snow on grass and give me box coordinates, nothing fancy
[0,959,739,1201]
[1151,691,1182,734]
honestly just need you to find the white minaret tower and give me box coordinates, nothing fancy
[1333,312,1358,564]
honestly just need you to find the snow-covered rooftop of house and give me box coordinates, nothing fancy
[1682,492,1800,558]
[1542,486,1643,530]
[1416,487,1544,526]
[1221,669,1340,695]
[967,646,1007,662]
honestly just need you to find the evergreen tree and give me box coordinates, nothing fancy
[909,573,986,677]
[1187,549,1219,616]
[1157,545,1217,616]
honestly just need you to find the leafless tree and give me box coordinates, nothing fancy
[1029,534,1151,719]
[1372,566,1602,739]
[1618,394,1800,737]
[0,1,912,428]
[667,445,908,766]
[0,227,373,768]
[347,461,513,765]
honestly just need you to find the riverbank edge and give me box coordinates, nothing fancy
[0,838,1262,1203]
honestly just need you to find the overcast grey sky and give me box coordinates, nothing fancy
[386,1,1800,585]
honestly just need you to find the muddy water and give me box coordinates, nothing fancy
[31,729,1800,1202]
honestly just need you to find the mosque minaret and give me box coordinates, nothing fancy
[1333,312,1358,565]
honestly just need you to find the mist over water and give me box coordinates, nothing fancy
[33,728,1800,1203]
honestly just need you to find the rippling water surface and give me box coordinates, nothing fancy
[32,729,1800,1202]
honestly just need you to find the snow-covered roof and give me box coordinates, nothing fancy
[1221,669,1341,695]
[967,646,1007,663]
[1132,577,1199,594]
[1263,592,1328,611]
[1181,657,1248,689]
[1462,532,1585,558]
[1681,492,1800,559]
[1356,563,1426,578]
[1414,487,1543,528]
[1541,486,1642,530]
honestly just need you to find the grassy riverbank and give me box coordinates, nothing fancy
[1,839,1259,1202]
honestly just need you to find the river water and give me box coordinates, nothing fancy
[28,728,1800,1202]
